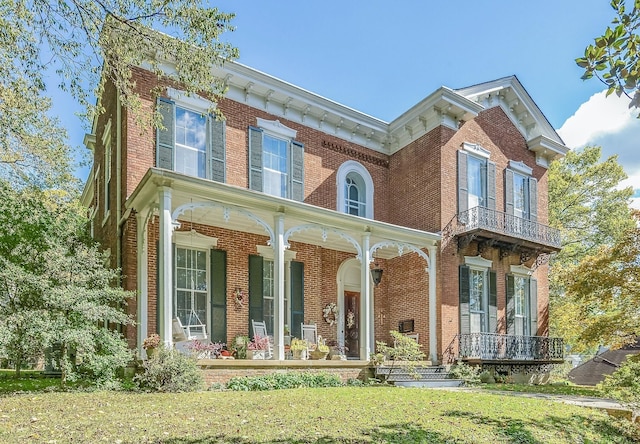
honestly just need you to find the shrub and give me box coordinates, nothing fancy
[479,370,495,384]
[226,372,343,391]
[134,346,204,392]
[448,362,481,386]
[598,354,640,411]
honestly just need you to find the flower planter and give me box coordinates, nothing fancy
[309,350,328,360]
[248,350,266,360]
[291,349,307,360]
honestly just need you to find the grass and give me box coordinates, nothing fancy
[0,385,638,443]
[480,382,602,397]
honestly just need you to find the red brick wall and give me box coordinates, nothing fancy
[97,69,554,360]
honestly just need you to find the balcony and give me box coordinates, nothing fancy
[455,206,561,253]
[458,333,564,363]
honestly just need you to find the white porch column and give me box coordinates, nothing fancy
[158,187,173,346]
[428,245,438,364]
[360,232,371,360]
[136,208,150,357]
[273,213,285,360]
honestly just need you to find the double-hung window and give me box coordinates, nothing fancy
[156,89,226,182]
[249,119,304,201]
[171,231,227,343]
[506,265,538,338]
[459,256,497,335]
[457,143,496,218]
[249,248,303,339]
[505,160,537,222]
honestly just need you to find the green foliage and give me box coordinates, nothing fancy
[375,330,425,362]
[134,346,204,392]
[577,0,640,111]
[225,372,343,391]
[447,362,481,386]
[598,354,640,411]
[1,0,238,188]
[0,180,133,384]
[479,370,496,384]
[548,146,636,352]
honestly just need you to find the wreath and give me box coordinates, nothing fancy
[233,288,247,310]
[346,310,355,329]
[323,302,338,326]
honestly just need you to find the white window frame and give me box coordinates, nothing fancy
[172,231,218,334]
[336,160,374,219]
[257,245,296,335]
[464,255,493,333]
[256,118,297,199]
[167,88,216,180]
[510,264,533,336]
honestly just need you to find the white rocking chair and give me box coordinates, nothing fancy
[251,319,274,359]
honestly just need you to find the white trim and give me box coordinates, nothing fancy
[336,160,374,219]
[256,117,297,139]
[464,255,493,269]
[257,244,297,261]
[508,160,533,176]
[462,142,491,159]
[510,264,533,276]
[167,87,214,112]
[173,229,218,249]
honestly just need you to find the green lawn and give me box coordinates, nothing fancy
[1,386,638,443]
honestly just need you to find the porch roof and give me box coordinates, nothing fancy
[125,168,440,259]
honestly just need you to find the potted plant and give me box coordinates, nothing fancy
[142,333,161,359]
[230,335,249,359]
[290,338,308,360]
[247,334,270,359]
[309,335,330,360]
[328,340,348,360]
[186,340,225,360]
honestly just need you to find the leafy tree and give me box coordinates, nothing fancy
[1,0,238,187]
[576,0,640,111]
[561,210,640,349]
[548,146,635,351]
[0,180,133,385]
[598,354,640,413]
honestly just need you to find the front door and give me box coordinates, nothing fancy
[344,291,359,358]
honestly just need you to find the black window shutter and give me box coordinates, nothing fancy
[209,117,226,183]
[457,151,468,217]
[248,126,263,192]
[506,274,515,335]
[248,254,264,334]
[290,261,304,338]
[210,249,227,343]
[489,270,497,333]
[529,278,538,336]
[487,160,496,210]
[505,169,514,216]
[156,98,175,170]
[529,177,538,222]
[290,141,304,202]
[459,265,470,335]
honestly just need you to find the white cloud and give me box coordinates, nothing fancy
[558,91,640,209]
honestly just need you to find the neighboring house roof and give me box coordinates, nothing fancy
[568,340,640,386]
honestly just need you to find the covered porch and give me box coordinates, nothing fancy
[126,168,440,362]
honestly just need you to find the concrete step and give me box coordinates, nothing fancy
[374,364,459,386]
[395,379,464,388]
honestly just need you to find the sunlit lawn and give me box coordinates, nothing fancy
[1,385,638,443]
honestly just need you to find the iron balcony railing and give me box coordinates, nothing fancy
[458,333,564,361]
[457,207,561,249]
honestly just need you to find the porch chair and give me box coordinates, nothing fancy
[173,317,215,359]
[251,320,274,359]
[301,323,318,356]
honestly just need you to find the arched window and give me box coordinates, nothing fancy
[336,161,374,219]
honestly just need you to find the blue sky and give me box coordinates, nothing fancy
[60,1,640,203]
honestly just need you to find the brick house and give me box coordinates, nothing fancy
[81,59,567,370]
